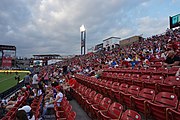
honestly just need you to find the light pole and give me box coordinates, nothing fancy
[80,25,86,55]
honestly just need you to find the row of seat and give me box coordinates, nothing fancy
[54,97,76,120]
[102,67,179,76]
[1,92,30,120]
[76,73,180,96]
[74,74,180,120]
[30,95,43,120]
[72,82,142,120]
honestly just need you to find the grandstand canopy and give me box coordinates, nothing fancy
[33,54,61,59]
[0,45,16,51]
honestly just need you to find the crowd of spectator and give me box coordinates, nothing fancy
[0,28,179,120]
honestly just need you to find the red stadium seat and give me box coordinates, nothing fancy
[110,82,120,101]
[83,90,96,111]
[145,92,178,120]
[120,110,141,120]
[104,81,113,97]
[121,85,140,108]
[143,75,164,92]
[133,75,150,88]
[117,73,124,84]
[114,83,128,103]
[131,88,155,113]
[166,102,180,120]
[157,76,180,93]
[153,67,168,76]
[85,93,103,114]
[99,102,123,120]
[123,73,132,85]
[90,97,112,119]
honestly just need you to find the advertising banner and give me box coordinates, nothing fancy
[2,57,12,67]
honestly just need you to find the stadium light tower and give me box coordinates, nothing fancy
[80,25,86,55]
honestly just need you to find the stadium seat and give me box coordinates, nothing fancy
[114,83,128,103]
[99,102,123,120]
[104,81,113,97]
[133,75,150,88]
[157,76,180,93]
[121,85,140,108]
[143,75,164,92]
[120,109,141,120]
[80,88,92,106]
[90,97,112,119]
[83,90,96,111]
[166,102,180,120]
[131,88,155,113]
[123,73,132,85]
[109,82,120,101]
[167,67,179,76]
[85,93,103,114]
[117,73,124,84]
[153,67,168,76]
[56,104,72,119]
[145,92,178,120]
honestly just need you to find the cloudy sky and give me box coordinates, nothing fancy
[0,0,179,57]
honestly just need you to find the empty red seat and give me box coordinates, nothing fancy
[110,82,120,101]
[99,102,123,120]
[90,97,112,119]
[157,76,180,93]
[166,102,180,120]
[133,75,150,88]
[143,75,164,92]
[114,83,128,103]
[121,85,140,108]
[117,73,124,84]
[120,110,141,120]
[145,92,178,120]
[131,88,155,113]
[153,67,168,76]
[123,73,132,85]
[83,90,96,111]
[85,93,103,114]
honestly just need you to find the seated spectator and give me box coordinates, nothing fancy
[5,92,24,110]
[42,85,63,118]
[18,104,35,120]
[164,50,180,67]
[16,110,28,120]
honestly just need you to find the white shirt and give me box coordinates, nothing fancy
[56,92,63,103]
[32,74,38,85]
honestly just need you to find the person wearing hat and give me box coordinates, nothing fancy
[18,105,35,120]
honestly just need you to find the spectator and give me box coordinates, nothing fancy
[32,72,39,89]
[15,72,20,84]
[164,50,180,67]
[18,104,35,120]
[24,73,31,86]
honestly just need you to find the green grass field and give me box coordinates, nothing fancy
[0,72,27,93]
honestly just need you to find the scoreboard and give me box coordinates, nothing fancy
[170,14,180,29]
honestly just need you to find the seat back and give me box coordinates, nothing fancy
[119,83,128,93]
[131,74,140,81]
[124,73,131,80]
[111,82,120,91]
[164,76,180,85]
[121,110,141,120]
[150,75,164,83]
[105,81,113,88]
[139,88,155,101]
[166,102,180,120]
[140,75,150,82]
[83,88,92,97]
[108,102,123,119]
[99,97,112,109]
[93,93,103,104]
[67,111,76,120]
[154,92,178,108]
[127,85,140,96]
[87,91,97,100]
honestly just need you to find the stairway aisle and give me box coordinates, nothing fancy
[69,99,91,120]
